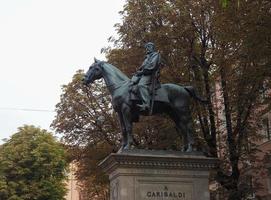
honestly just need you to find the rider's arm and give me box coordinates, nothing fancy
[131,75,140,84]
[142,53,160,75]
[135,70,143,76]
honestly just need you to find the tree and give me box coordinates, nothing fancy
[52,0,271,199]
[51,71,118,200]
[106,0,271,199]
[51,70,182,199]
[0,125,68,200]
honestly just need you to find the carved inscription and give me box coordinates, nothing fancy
[146,186,186,199]
[138,182,192,200]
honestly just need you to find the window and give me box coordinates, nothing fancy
[259,81,269,102]
[245,175,255,199]
[262,118,271,140]
[267,168,271,193]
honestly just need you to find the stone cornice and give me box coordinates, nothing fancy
[99,150,218,174]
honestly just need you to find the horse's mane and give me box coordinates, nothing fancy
[102,62,130,81]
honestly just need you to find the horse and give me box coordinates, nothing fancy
[83,59,206,152]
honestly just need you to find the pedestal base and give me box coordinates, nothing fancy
[99,150,218,200]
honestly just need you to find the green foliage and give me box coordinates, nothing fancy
[51,70,184,199]
[221,0,228,8]
[0,125,68,200]
[52,0,271,199]
[52,70,119,147]
[52,71,118,199]
[106,0,271,199]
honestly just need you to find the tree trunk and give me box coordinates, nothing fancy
[220,65,240,200]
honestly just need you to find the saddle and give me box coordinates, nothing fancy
[129,84,169,103]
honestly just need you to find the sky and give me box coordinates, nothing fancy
[0,0,125,142]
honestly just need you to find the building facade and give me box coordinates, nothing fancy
[65,162,82,200]
[253,111,271,199]
[212,79,271,199]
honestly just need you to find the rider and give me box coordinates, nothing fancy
[131,42,161,112]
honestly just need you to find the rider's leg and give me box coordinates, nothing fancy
[137,76,151,111]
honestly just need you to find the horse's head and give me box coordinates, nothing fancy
[82,58,103,85]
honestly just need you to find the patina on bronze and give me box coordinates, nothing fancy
[83,43,206,152]
[130,42,161,114]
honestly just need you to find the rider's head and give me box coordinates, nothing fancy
[144,42,155,54]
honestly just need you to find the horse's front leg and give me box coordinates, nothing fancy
[117,112,127,153]
[121,104,134,150]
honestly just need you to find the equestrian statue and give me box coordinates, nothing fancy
[82,42,206,152]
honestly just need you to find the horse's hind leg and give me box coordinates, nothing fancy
[173,109,195,152]
[174,120,187,151]
[181,116,195,152]
[183,112,195,152]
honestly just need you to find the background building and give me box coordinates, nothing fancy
[66,162,82,200]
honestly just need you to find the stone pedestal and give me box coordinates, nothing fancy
[99,150,218,200]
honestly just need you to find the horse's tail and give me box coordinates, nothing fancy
[184,86,208,104]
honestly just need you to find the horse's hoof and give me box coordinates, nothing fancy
[185,145,193,153]
[181,146,187,152]
[123,143,135,150]
[117,145,125,153]
[185,148,192,153]
[123,145,130,150]
[117,148,123,153]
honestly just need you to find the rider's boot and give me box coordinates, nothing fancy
[137,88,151,112]
[137,103,150,112]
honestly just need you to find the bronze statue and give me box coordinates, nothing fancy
[130,42,161,113]
[83,43,206,152]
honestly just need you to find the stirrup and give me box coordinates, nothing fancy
[137,104,149,112]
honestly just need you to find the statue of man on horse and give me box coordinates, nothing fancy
[82,43,207,152]
[130,42,162,114]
